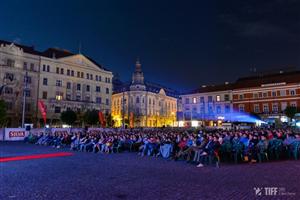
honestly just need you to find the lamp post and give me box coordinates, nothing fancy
[21,71,29,128]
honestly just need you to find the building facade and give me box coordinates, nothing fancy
[180,84,233,127]
[232,71,300,122]
[0,40,113,127]
[111,60,178,127]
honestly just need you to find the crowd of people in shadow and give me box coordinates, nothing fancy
[25,127,300,167]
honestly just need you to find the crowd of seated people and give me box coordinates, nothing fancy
[25,127,300,167]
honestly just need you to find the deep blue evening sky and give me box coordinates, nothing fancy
[0,0,300,91]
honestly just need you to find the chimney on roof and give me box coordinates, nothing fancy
[52,52,56,59]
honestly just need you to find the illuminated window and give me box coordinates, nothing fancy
[239,104,244,112]
[263,104,269,113]
[290,90,296,96]
[55,92,63,101]
[193,97,197,104]
[216,95,221,102]
[254,104,260,113]
[56,80,62,87]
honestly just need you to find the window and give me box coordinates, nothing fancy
[216,95,221,102]
[54,106,61,113]
[90,74,93,80]
[81,72,84,78]
[77,84,81,91]
[42,64,46,71]
[77,71,80,77]
[263,104,269,113]
[24,76,31,84]
[200,106,205,113]
[216,106,221,114]
[208,96,213,102]
[30,63,34,71]
[106,88,109,94]
[254,104,260,113]
[96,75,98,81]
[193,97,197,104]
[106,98,109,105]
[67,82,71,89]
[7,59,15,67]
[56,67,59,74]
[281,102,287,111]
[136,97,140,103]
[239,94,243,100]
[71,70,74,76]
[42,91,47,99]
[254,93,258,99]
[290,102,297,107]
[6,102,13,110]
[4,87,13,94]
[280,90,286,96]
[225,105,230,113]
[86,73,89,79]
[86,85,90,92]
[290,90,296,96]
[185,98,190,104]
[259,93,262,98]
[60,68,64,74]
[47,65,50,72]
[200,97,204,102]
[43,78,48,85]
[263,92,267,98]
[24,90,31,97]
[272,91,277,97]
[224,94,229,101]
[85,96,90,102]
[96,97,102,104]
[98,76,101,81]
[56,80,62,87]
[272,103,278,113]
[55,91,63,101]
[5,73,14,81]
[24,62,28,70]
[96,86,100,92]
[67,69,70,76]
[66,94,71,100]
[76,95,81,101]
[239,104,245,112]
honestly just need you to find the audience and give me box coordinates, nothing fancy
[25,127,300,167]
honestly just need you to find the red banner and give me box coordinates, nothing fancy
[130,112,134,128]
[98,111,106,128]
[38,100,47,124]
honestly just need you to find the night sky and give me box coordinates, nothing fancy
[1,0,300,92]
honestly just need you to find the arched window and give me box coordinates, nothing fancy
[136,96,140,103]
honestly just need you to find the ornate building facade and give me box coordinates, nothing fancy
[0,40,113,127]
[112,60,178,127]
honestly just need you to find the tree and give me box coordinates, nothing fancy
[0,100,7,127]
[60,110,77,125]
[105,113,114,127]
[83,109,99,126]
[284,106,298,120]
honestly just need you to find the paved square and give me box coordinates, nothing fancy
[0,142,299,200]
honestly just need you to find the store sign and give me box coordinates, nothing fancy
[4,128,27,141]
[261,82,286,87]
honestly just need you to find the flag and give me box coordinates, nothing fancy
[38,100,47,125]
[129,112,134,128]
[98,111,106,128]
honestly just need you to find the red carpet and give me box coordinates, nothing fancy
[0,152,73,162]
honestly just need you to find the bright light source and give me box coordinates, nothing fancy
[178,121,184,127]
[191,120,199,127]
[296,121,300,127]
[280,116,288,123]
[217,116,225,120]
[62,124,71,128]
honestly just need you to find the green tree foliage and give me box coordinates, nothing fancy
[0,100,7,127]
[83,109,99,125]
[60,110,77,125]
[284,106,298,119]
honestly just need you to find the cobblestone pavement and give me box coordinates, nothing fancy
[0,142,299,200]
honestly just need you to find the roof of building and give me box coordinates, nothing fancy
[0,39,110,71]
[183,83,234,95]
[233,71,300,89]
[113,80,179,98]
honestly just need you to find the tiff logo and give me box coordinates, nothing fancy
[254,187,279,196]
